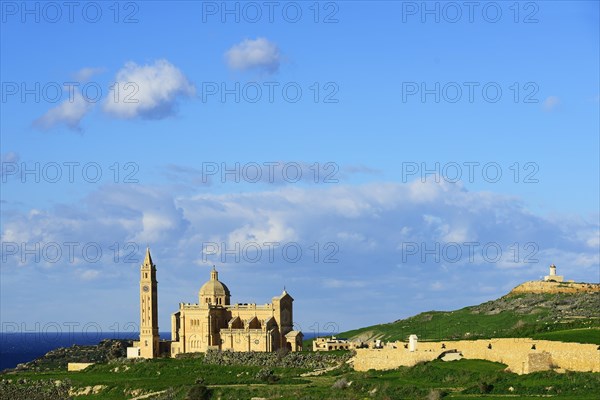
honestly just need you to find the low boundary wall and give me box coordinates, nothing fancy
[352,338,600,374]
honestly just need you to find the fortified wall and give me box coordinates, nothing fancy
[352,338,600,374]
[353,266,599,374]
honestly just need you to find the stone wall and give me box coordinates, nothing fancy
[510,281,600,294]
[67,363,94,372]
[526,351,552,374]
[352,338,600,374]
[353,348,438,371]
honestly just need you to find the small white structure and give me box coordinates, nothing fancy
[127,346,141,359]
[544,264,564,282]
[408,334,418,352]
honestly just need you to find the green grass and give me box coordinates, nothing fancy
[5,355,599,399]
[339,308,539,341]
[337,292,600,343]
[532,328,600,345]
[10,358,310,399]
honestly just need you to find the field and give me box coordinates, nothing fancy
[333,292,600,344]
[2,352,600,399]
[532,328,600,345]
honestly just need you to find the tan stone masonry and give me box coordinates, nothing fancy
[352,338,600,374]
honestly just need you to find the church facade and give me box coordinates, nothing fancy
[131,248,303,359]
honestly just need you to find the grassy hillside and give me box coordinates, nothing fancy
[337,292,600,344]
[3,353,600,399]
[532,328,600,344]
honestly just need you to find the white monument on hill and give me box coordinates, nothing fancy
[543,264,564,282]
[408,334,418,352]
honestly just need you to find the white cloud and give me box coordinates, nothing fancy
[79,269,100,281]
[1,151,20,180]
[2,180,598,331]
[1,151,19,164]
[225,38,281,74]
[543,96,560,112]
[103,59,195,119]
[73,67,105,81]
[586,231,599,248]
[33,91,92,132]
[323,279,366,288]
[227,217,298,245]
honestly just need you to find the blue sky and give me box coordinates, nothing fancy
[1,1,599,336]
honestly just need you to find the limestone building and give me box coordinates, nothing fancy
[313,336,354,351]
[131,248,303,358]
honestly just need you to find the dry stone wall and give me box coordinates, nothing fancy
[352,338,600,374]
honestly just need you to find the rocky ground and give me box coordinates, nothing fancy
[2,339,132,373]
[182,348,353,370]
[472,292,600,320]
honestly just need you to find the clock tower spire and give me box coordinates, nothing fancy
[139,247,159,358]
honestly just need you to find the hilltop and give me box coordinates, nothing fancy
[510,280,600,295]
[337,283,600,344]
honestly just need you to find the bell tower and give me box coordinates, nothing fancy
[139,247,159,358]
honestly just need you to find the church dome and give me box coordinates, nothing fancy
[199,278,231,297]
[199,266,230,305]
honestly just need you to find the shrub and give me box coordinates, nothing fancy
[478,382,494,394]
[186,384,212,400]
[426,389,447,400]
[276,346,290,360]
[0,379,72,400]
[332,377,350,389]
[255,368,280,383]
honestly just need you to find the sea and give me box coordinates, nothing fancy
[0,331,319,371]
[0,331,140,371]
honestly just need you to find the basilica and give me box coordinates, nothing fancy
[130,248,303,359]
